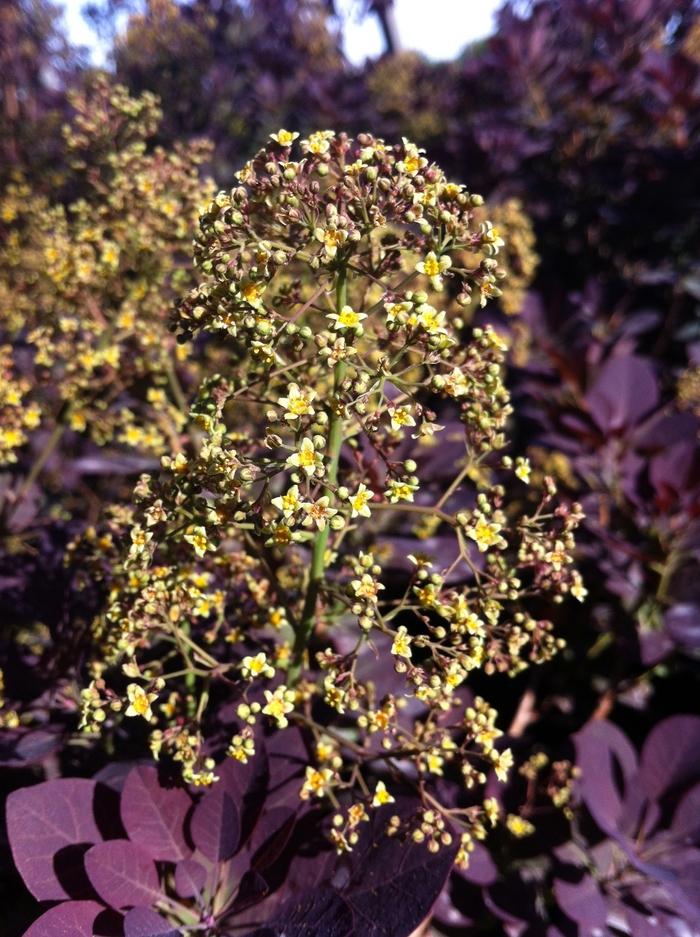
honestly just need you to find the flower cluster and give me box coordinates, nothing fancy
[0,77,213,476]
[77,130,583,858]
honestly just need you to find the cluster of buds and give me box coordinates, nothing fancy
[78,130,584,860]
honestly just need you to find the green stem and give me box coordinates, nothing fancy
[290,266,347,682]
[4,422,65,521]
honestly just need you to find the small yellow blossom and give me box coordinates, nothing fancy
[125,683,157,721]
[398,138,427,176]
[314,225,348,259]
[240,652,275,680]
[270,129,299,145]
[484,797,500,827]
[384,299,414,324]
[372,780,395,807]
[506,814,535,838]
[271,484,303,518]
[349,483,373,518]
[570,572,588,602]
[301,496,338,531]
[390,625,412,659]
[228,733,255,763]
[389,405,416,433]
[467,515,503,552]
[327,305,367,332]
[385,480,418,503]
[262,685,295,728]
[415,251,451,290]
[184,525,213,558]
[286,438,323,477]
[514,457,531,483]
[300,765,334,800]
[278,383,316,420]
[494,748,514,783]
[417,303,447,334]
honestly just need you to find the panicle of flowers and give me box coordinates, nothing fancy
[77,130,584,859]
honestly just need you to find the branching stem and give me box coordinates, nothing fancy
[290,265,347,682]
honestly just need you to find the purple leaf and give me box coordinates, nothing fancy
[121,765,191,861]
[0,729,61,767]
[85,840,161,909]
[672,783,700,845]
[454,842,498,886]
[340,809,459,937]
[639,715,700,801]
[174,858,207,898]
[554,875,608,928]
[23,901,103,937]
[574,720,638,835]
[190,785,240,861]
[124,908,180,937]
[244,886,353,937]
[6,779,101,900]
[586,355,659,432]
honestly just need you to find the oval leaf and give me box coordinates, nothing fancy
[554,875,608,928]
[85,840,161,909]
[124,907,180,937]
[174,858,207,899]
[121,765,191,861]
[574,720,638,835]
[639,715,700,801]
[190,785,240,861]
[6,779,101,900]
[586,355,659,432]
[23,900,103,937]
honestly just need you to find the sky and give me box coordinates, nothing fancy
[61,0,502,66]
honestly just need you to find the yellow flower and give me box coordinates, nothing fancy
[301,496,338,531]
[271,484,302,518]
[184,525,213,558]
[514,457,531,483]
[494,748,514,783]
[300,765,334,800]
[467,515,503,552]
[372,780,395,807]
[349,483,373,518]
[570,573,588,602]
[270,129,299,146]
[125,683,157,721]
[484,797,500,827]
[506,814,535,838]
[327,305,367,332]
[286,438,323,477]
[241,280,266,309]
[389,405,415,432]
[423,750,444,775]
[417,303,446,334]
[314,225,348,259]
[302,130,334,154]
[228,733,255,763]
[415,251,451,290]
[262,685,295,728]
[384,300,413,324]
[390,625,412,659]
[240,652,275,680]
[398,138,427,176]
[278,383,316,420]
[385,480,418,503]
[350,573,384,601]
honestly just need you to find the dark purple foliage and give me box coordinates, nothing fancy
[5,753,456,936]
